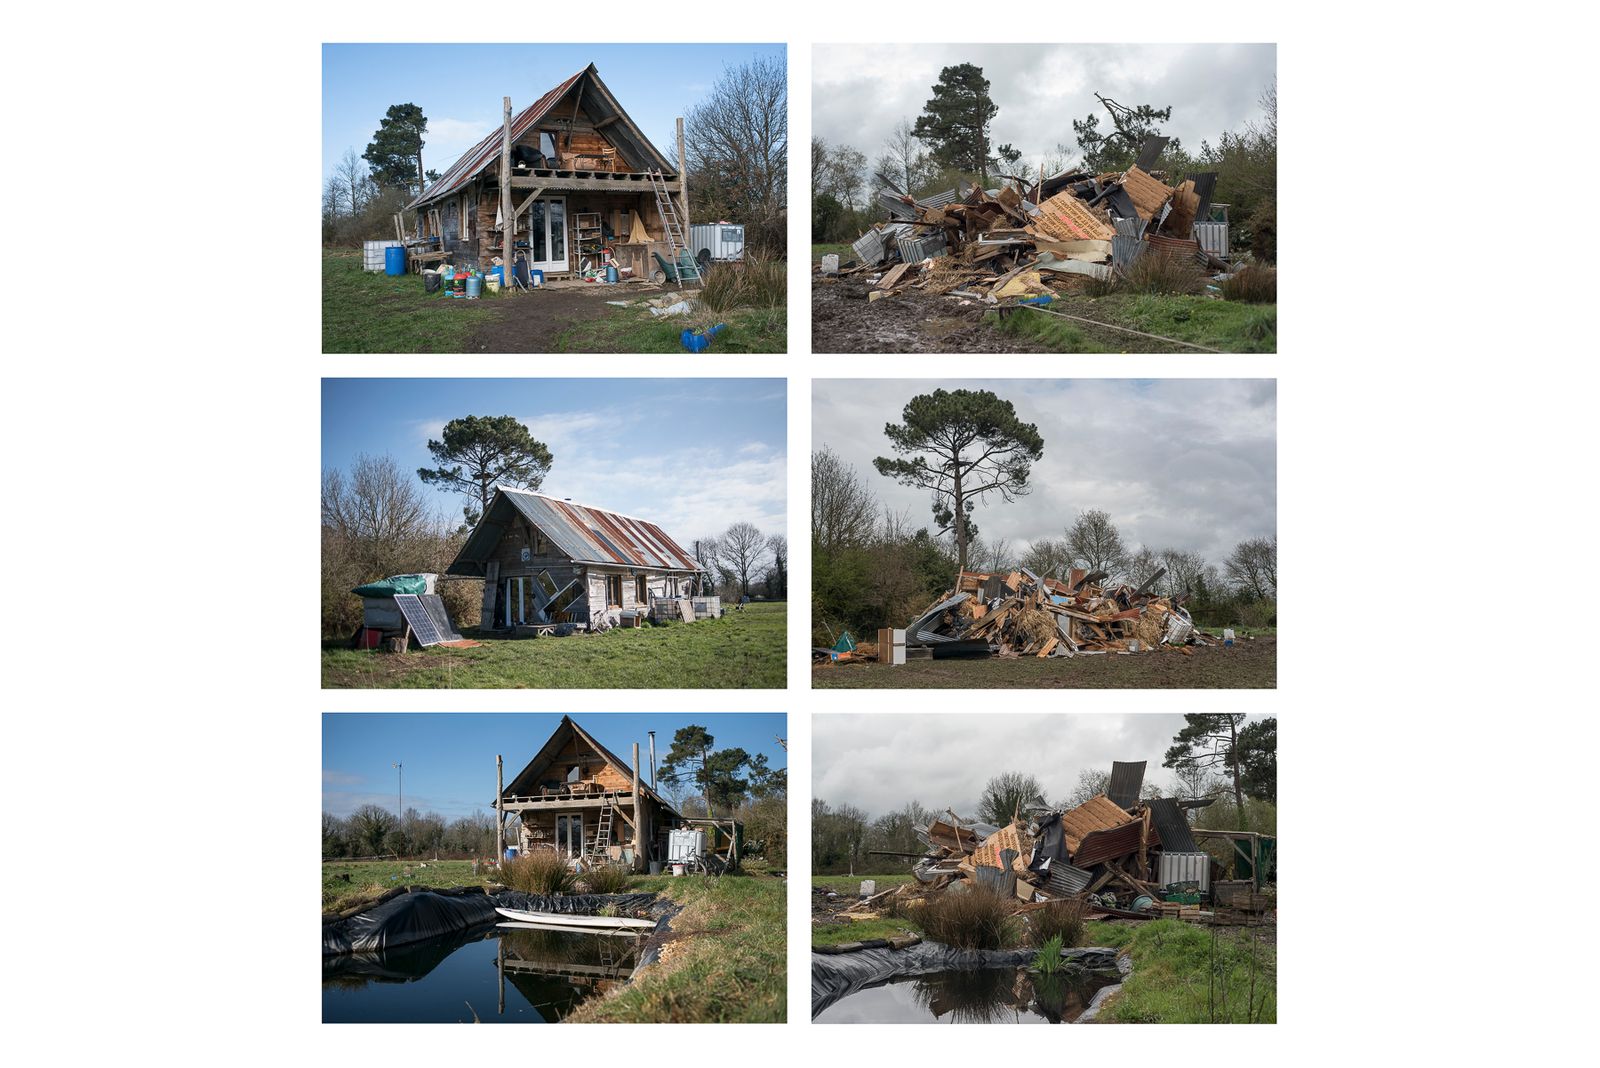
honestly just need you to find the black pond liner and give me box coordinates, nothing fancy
[811,942,1121,1019]
[323,890,662,956]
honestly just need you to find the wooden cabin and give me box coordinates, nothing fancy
[446,487,714,632]
[497,716,679,872]
[406,64,685,282]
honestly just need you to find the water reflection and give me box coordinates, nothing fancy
[816,967,1115,1024]
[323,924,640,1023]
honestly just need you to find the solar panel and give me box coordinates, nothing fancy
[418,594,463,642]
[394,594,448,647]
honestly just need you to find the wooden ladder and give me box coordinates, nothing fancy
[648,170,701,286]
[590,792,616,858]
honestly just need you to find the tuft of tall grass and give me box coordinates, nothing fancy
[499,849,577,894]
[1221,263,1276,303]
[1120,252,1205,295]
[1028,897,1087,948]
[1032,933,1066,973]
[583,864,634,894]
[914,887,1019,950]
[697,258,787,314]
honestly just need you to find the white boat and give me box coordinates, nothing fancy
[493,906,656,930]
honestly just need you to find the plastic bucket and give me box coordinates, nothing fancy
[384,245,406,276]
[423,270,441,294]
[465,275,482,298]
[485,277,500,294]
[529,268,544,287]
[649,861,663,875]
[484,266,503,285]
[671,863,685,877]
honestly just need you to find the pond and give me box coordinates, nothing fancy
[814,966,1116,1024]
[323,924,642,1023]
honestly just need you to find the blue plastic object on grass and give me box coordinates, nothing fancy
[680,323,727,352]
[1018,295,1053,306]
[384,245,406,276]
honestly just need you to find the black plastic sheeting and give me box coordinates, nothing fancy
[811,942,1119,1018]
[323,891,660,957]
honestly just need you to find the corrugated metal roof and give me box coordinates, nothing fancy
[1072,820,1145,868]
[502,489,702,571]
[500,715,678,815]
[1107,761,1146,809]
[1146,797,1198,853]
[1045,862,1093,896]
[408,65,675,209]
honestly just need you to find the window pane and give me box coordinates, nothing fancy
[549,201,566,260]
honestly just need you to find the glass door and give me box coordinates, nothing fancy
[556,814,583,857]
[527,197,568,274]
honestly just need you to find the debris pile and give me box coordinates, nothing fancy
[819,136,1229,306]
[875,760,1267,922]
[906,567,1207,658]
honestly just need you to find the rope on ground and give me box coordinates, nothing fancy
[1013,302,1224,353]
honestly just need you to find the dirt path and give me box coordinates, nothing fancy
[812,276,1051,354]
[464,284,673,352]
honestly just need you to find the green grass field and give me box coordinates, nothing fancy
[1085,919,1276,1024]
[990,293,1276,353]
[811,873,916,894]
[322,251,492,352]
[322,859,489,911]
[571,874,787,1023]
[550,303,785,352]
[322,602,786,689]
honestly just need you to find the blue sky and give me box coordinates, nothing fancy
[324,713,787,819]
[321,378,786,538]
[322,43,785,183]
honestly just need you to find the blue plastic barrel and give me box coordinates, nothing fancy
[384,245,406,276]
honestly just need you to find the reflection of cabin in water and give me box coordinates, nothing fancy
[495,716,680,872]
[446,487,716,633]
[405,63,686,282]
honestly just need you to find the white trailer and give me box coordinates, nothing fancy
[689,223,745,269]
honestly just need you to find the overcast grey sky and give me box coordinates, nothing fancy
[813,379,1275,566]
[813,43,1276,172]
[814,713,1269,818]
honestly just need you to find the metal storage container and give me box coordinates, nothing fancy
[667,828,705,863]
[1158,851,1211,893]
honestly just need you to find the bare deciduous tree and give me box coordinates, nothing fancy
[1019,537,1073,579]
[811,446,878,554]
[1066,509,1129,580]
[1225,537,1277,600]
[684,55,787,253]
[718,521,769,601]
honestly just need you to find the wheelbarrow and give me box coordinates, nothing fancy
[651,249,703,285]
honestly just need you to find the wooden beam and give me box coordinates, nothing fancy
[632,743,644,873]
[500,97,513,279]
[510,174,657,192]
[511,186,546,220]
[495,755,505,862]
[596,115,621,129]
[676,117,689,226]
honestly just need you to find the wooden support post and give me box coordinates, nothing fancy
[675,117,689,229]
[500,96,514,286]
[495,754,505,863]
[481,561,500,630]
[631,743,644,873]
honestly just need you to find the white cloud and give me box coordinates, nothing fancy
[813,379,1274,567]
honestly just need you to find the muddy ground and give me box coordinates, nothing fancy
[814,636,1276,689]
[463,282,680,352]
[812,276,1051,353]
[812,274,1207,354]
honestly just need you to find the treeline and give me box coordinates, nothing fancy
[695,523,787,603]
[813,64,1276,260]
[323,805,497,860]
[812,447,1275,645]
[321,453,478,638]
[682,55,788,257]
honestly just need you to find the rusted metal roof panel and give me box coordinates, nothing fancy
[500,488,702,571]
[1071,820,1145,868]
[1146,797,1198,853]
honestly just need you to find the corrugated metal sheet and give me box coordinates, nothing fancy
[1107,761,1146,809]
[916,189,960,210]
[851,228,887,265]
[502,489,701,571]
[1146,798,1198,853]
[408,65,674,209]
[1072,820,1145,868]
[907,592,971,644]
[1193,220,1229,258]
[896,231,946,263]
[1045,862,1093,897]
[1157,852,1210,893]
[879,191,918,221]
